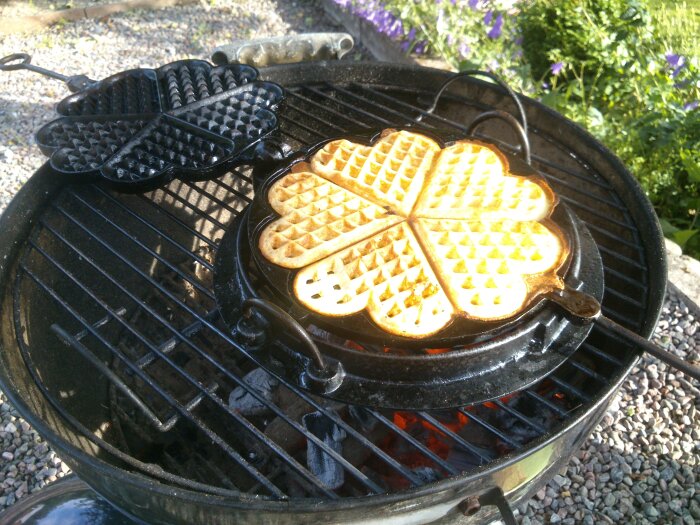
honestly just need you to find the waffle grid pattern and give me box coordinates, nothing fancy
[260,130,564,337]
[36,60,281,187]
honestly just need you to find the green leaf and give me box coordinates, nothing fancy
[679,149,700,183]
[672,229,699,248]
[659,218,679,236]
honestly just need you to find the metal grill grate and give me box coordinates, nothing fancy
[12,76,651,500]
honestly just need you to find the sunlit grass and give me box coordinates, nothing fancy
[648,0,700,57]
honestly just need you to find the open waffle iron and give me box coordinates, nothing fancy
[214,71,700,410]
[0,53,283,191]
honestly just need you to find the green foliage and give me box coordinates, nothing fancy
[372,0,700,257]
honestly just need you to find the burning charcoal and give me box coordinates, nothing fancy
[348,406,377,432]
[302,411,347,490]
[228,368,278,416]
[412,466,441,484]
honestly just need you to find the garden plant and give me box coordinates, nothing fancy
[333,0,700,257]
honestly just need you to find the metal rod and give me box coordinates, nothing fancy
[598,315,700,381]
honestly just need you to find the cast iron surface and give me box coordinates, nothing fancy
[215,199,604,409]
[33,60,283,191]
[0,62,666,524]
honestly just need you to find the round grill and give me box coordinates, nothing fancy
[0,62,665,524]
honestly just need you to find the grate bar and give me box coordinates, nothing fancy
[278,114,331,139]
[283,100,351,134]
[581,341,624,367]
[417,412,493,463]
[484,402,547,435]
[583,222,642,250]
[604,286,644,308]
[67,190,215,301]
[182,180,247,215]
[547,375,591,403]
[366,411,461,476]
[597,244,646,270]
[307,85,394,126]
[604,266,647,291]
[93,187,214,271]
[523,390,569,417]
[136,194,217,248]
[158,187,228,231]
[74,307,127,340]
[287,90,372,130]
[27,234,340,499]
[601,306,640,330]
[40,210,390,494]
[21,264,287,498]
[134,311,218,370]
[455,409,520,448]
[566,359,608,384]
[205,176,253,205]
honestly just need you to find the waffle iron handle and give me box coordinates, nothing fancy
[546,287,700,381]
[0,53,94,92]
[466,110,531,165]
[242,298,345,392]
[419,69,528,137]
[211,33,354,67]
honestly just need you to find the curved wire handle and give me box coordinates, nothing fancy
[242,297,328,372]
[466,110,531,165]
[419,69,528,137]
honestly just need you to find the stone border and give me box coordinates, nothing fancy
[0,0,197,36]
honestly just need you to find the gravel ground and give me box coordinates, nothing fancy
[0,2,699,522]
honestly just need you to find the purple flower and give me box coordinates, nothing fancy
[666,53,684,69]
[484,10,493,25]
[542,81,551,89]
[514,36,523,46]
[407,28,417,41]
[414,40,429,55]
[459,43,471,58]
[550,61,565,75]
[468,0,479,8]
[488,13,503,38]
[447,34,454,45]
[684,101,699,111]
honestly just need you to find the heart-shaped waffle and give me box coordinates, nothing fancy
[258,129,565,337]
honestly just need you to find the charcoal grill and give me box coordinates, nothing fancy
[0,56,669,524]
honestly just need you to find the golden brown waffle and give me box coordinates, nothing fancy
[414,141,553,220]
[259,171,402,268]
[258,130,567,337]
[413,219,565,319]
[294,223,454,337]
[310,130,441,216]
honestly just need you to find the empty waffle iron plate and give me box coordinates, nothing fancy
[214,125,606,410]
[34,59,283,191]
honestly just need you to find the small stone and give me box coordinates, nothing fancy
[659,466,675,482]
[4,422,17,434]
[643,503,659,518]
[1,451,13,461]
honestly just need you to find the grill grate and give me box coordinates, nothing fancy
[12,78,649,500]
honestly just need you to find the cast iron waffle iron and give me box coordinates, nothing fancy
[25,58,283,191]
[214,78,700,409]
[214,115,607,409]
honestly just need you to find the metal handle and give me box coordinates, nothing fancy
[546,287,700,381]
[459,487,517,525]
[0,52,94,92]
[467,110,531,165]
[420,69,528,136]
[211,33,354,67]
[597,315,700,381]
[242,297,327,372]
